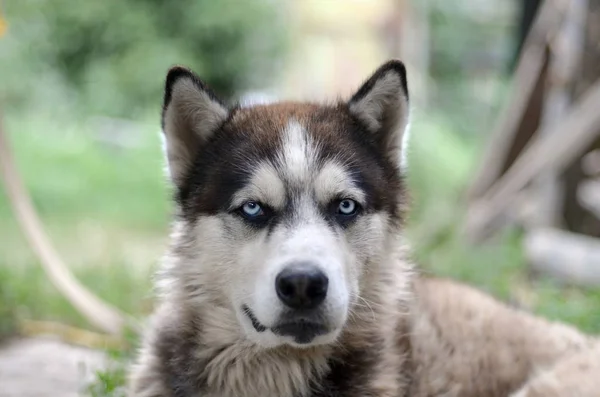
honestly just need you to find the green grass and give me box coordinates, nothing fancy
[0,111,165,338]
[86,340,137,397]
[1,108,600,396]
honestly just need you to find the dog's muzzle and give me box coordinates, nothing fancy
[244,261,332,344]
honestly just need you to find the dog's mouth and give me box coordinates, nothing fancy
[271,321,329,344]
[242,305,267,333]
[242,305,329,344]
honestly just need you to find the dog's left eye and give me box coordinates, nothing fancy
[330,198,361,226]
[337,199,358,215]
[331,198,361,225]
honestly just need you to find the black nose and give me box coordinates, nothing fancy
[275,263,329,310]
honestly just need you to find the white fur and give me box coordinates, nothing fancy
[239,91,277,107]
[278,120,318,183]
[400,119,411,171]
[158,129,173,180]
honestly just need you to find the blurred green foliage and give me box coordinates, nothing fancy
[1,0,287,116]
[0,266,18,341]
[421,0,515,140]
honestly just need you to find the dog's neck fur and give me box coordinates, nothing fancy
[155,223,413,397]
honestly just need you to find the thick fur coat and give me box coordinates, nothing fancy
[128,60,599,397]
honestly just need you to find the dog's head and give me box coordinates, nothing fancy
[161,61,410,348]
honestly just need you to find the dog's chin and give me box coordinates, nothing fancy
[239,305,343,349]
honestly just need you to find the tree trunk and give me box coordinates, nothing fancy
[511,0,542,72]
[562,0,600,237]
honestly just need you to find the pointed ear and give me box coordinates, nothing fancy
[161,66,229,185]
[347,60,410,170]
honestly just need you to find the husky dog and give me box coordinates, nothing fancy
[128,60,599,397]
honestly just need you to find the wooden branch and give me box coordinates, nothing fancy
[468,0,564,200]
[19,319,126,350]
[0,111,139,336]
[464,79,600,242]
[578,178,600,219]
[530,0,587,228]
[582,149,600,176]
[525,227,600,287]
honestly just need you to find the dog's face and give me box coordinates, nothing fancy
[161,61,410,348]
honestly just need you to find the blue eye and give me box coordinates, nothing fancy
[241,201,263,217]
[337,199,358,216]
[237,201,273,227]
[331,198,361,226]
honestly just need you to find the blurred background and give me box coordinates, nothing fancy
[1,0,600,396]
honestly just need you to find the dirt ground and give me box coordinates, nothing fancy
[0,337,106,397]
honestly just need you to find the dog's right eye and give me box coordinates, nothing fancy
[237,201,272,225]
[242,201,263,217]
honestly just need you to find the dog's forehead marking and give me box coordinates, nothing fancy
[278,119,322,183]
[275,119,366,206]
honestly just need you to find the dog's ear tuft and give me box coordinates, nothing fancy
[347,60,410,170]
[161,66,229,185]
